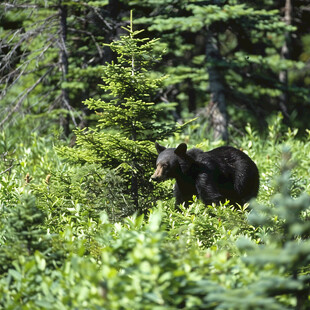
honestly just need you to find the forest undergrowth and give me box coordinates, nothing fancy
[0,116,310,309]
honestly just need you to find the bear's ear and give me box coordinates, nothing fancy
[155,142,166,154]
[174,143,187,157]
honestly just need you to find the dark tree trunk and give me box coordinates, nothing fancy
[102,0,123,64]
[278,0,292,119]
[205,31,228,141]
[187,78,196,113]
[131,129,139,210]
[130,41,139,210]
[59,1,70,136]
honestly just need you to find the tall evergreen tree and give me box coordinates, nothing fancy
[59,13,181,216]
[0,0,122,135]
[131,0,309,140]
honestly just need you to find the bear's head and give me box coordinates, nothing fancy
[150,142,189,182]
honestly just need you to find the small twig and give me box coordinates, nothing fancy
[0,165,14,176]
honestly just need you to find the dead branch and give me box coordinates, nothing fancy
[0,67,54,128]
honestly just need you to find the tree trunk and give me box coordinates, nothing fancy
[278,0,292,119]
[205,31,228,141]
[187,78,196,113]
[131,127,139,210]
[59,1,70,136]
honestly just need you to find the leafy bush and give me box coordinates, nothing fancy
[2,157,310,309]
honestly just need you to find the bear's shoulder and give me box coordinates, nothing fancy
[187,147,204,160]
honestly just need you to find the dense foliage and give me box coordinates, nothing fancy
[1,2,310,309]
[1,114,310,308]
[1,1,310,138]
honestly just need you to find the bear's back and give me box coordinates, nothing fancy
[195,146,255,168]
[199,146,259,202]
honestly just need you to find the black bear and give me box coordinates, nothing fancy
[151,142,259,207]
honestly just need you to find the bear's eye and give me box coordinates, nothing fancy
[161,163,168,168]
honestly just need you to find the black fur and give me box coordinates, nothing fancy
[151,142,259,207]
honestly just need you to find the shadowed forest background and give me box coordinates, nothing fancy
[1,0,310,140]
[1,1,310,309]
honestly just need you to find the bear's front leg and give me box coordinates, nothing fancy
[173,183,188,208]
[174,179,197,208]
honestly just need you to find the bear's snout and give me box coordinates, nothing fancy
[150,164,166,182]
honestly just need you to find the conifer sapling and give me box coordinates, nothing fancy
[59,12,180,216]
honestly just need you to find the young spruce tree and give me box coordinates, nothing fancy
[59,13,179,217]
[232,148,310,310]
